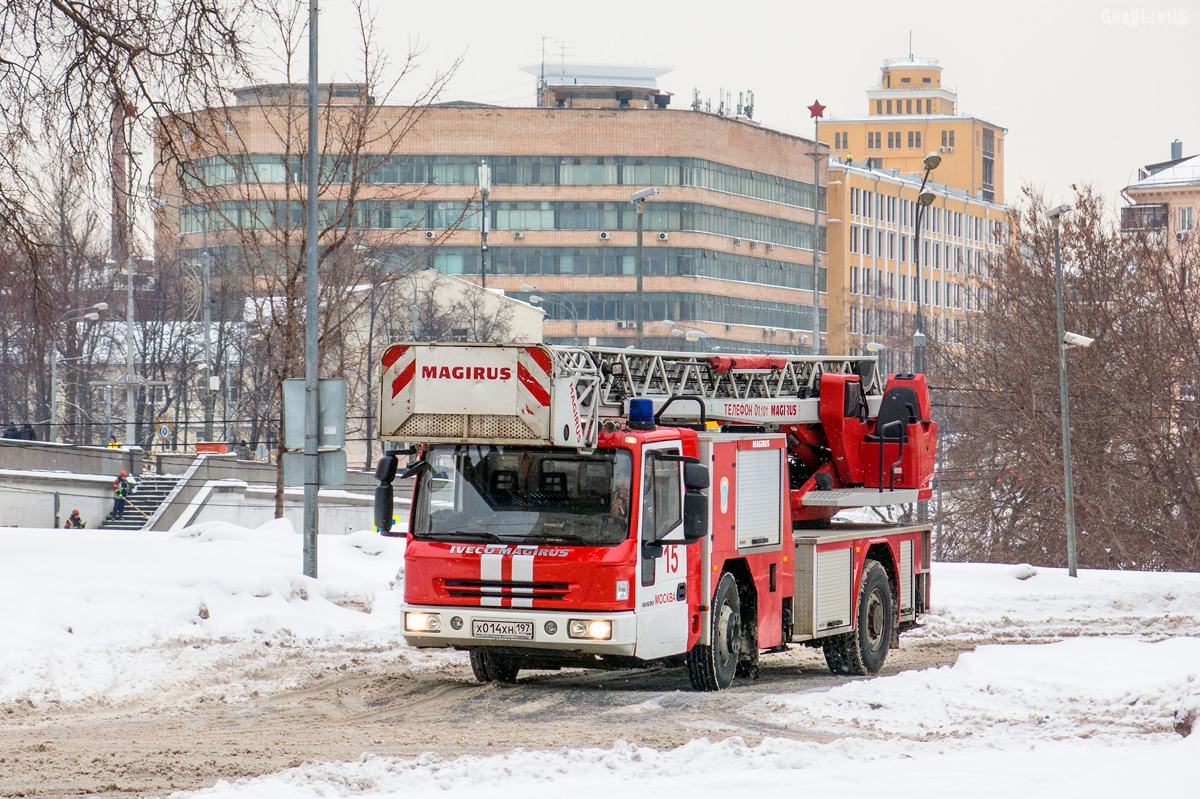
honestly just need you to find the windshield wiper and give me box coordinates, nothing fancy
[422,530,503,543]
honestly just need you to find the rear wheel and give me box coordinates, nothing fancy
[469,650,521,683]
[686,573,741,691]
[822,559,893,676]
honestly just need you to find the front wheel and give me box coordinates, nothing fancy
[822,559,894,676]
[469,650,520,683]
[687,573,741,691]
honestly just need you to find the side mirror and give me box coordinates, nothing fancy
[683,462,709,490]
[400,460,431,480]
[375,482,398,536]
[375,454,399,483]
[682,491,708,544]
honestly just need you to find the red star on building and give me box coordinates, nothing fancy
[807,100,825,119]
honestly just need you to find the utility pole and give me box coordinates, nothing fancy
[630,187,658,348]
[479,159,490,289]
[123,110,138,448]
[807,100,826,355]
[303,0,320,579]
[202,224,214,441]
[1049,204,1079,577]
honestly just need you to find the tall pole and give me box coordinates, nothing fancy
[105,386,113,442]
[635,201,645,348]
[364,297,377,471]
[479,159,490,290]
[50,351,58,441]
[202,224,214,441]
[125,116,137,448]
[913,182,929,376]
[1053,219,1079,577]
[303,0,320,579]
[812,119,821,355]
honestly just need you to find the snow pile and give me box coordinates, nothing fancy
[177,733,1200,799]
[0,520,445,711]
[749,637,1200,741]
[913,562,1200,640]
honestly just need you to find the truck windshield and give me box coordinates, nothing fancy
[413,445,633,547]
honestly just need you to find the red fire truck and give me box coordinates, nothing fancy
[374,343,936,690]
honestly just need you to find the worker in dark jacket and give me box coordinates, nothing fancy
[64,510,85,529]
[112,471,131,520]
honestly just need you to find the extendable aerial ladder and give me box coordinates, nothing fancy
[548,345,933,518]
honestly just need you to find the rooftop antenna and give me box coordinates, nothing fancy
[908,30,913,58]
[538,36,548,106]
[691,87,701,111]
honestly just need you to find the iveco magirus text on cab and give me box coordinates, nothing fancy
[373,343,936,690]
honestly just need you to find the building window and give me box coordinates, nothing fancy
[915,131,921,150]
[894,130,900,149]
[949,130,956,148]
[863,228,872,256]
[907,131,914,149]
[887,131,894,149]
[887,100,893,114]
[850,225,859,254]
[888,233,896,260]
[887,272,895,298]
[877,100,883,115]
[922,77,931,84]
[877,230,884,256]
[925,99,932,113]
[1180,207,1193,231]
[851,187,859,217]
[851,266,859,293]
[899,235,907,263]
[906,99,912,114]
[941,130,947,148]
[900,77,911,84]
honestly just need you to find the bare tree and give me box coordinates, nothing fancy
[933,185,1200,571]
[154,1,461,513]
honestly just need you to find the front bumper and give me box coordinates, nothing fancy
[401,604,638,656]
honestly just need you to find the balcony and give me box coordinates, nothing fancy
[1121,204,1168,232]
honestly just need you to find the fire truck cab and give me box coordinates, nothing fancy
[375,343,934,690]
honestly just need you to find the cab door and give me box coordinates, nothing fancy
[634,442,688,659]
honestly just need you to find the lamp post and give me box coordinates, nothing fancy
[1048,203,1081,577]
[630,187,659,348]
[912,152,941,376]
[479,159,491,290]
[50,304,106,442]
[522,284,580,344]
[663,319,710,349]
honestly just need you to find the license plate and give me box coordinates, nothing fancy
[472,619,534,640]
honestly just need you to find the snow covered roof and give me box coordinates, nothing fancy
[1128,155,1200,189]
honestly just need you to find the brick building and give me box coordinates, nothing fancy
[157,67,829,354]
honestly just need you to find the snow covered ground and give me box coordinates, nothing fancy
[0,520,455,711]
[1,523,1198,797]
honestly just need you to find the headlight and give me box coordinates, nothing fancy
[615,580,630,601]
[405,611,441,632]
[568,618,612,640]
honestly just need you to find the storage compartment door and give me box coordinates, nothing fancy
[815,547,852,634]
[899,539,915,621]
[736,448,782,549]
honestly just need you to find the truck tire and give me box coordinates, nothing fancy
[822,559,893,676]
[686,573,741,691]
[469,650,520,683]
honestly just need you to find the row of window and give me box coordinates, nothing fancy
[849,188,1002,243]
[849,266,988,311]
[179,200,827,251]
[875,98,935,116]
[178,154,827,211]
[832,127,957,152]
[846,308,973,346]
[430,247,827,292]
[849,229,989,275]
[509,291,828,333]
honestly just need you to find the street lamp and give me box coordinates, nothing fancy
[1048,202,1082,578]
[912,152,941,376]
[663,318,710,346]
[50,304,105,442]
[630,186,659,348]
[522,284,580,344]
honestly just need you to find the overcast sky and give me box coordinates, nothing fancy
[306,0,1198,209]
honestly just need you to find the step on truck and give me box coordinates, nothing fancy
[374,342,936,690]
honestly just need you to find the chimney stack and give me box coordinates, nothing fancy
[1171,139,1183,161]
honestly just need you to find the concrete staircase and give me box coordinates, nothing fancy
[101,475,183,530]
